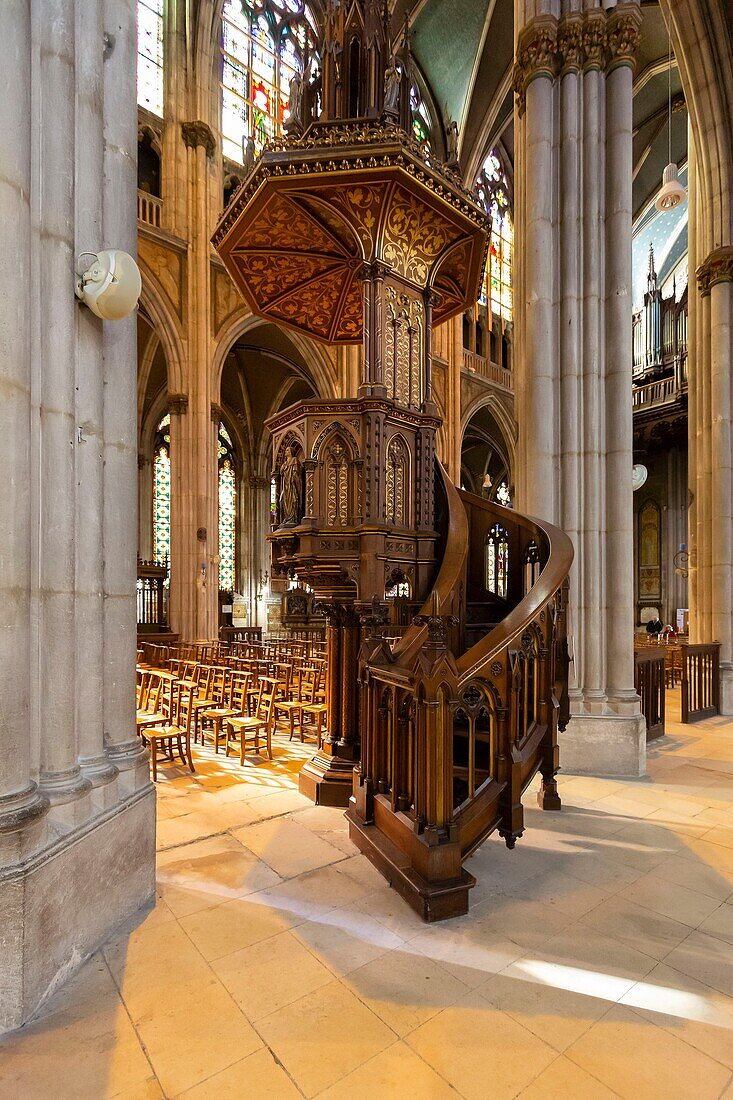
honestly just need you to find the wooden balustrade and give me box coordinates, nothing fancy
[462,349,514,392]
[681,643,720,723]
[137,189,162,228]
[137,559,167,632]
[634,649,666,740]
[348,465,573,921]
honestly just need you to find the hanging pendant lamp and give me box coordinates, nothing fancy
[655,22,686,212]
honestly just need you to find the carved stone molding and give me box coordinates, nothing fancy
[514,15,559,113]
[248,476,269,491]
[557,13,584,76]
[211,401,224,424]
[582,11,607,72]
[606,3,643,73]
[168,393,189,415]
[514,4,642,111]
[697,246,733,295]
[181,120,216,159]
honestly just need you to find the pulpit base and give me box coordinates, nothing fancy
[299,750,355,807]
[346,809,476,922]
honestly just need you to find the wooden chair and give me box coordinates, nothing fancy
[226,689,276,764]
[137,671,169,733]
[141,683,196,781]
[275,667,318,741]
[201,672,249,754]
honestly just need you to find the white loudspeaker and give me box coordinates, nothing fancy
[75,250,142,320]
[632,464,648,491]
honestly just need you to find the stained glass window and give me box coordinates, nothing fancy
[221,0,319,164]
[137,0,164,116]
[218,423,237,592]
[486,523,509,599]
[410,85,432,149]
[153,413,170,568]
[475,150,513,322]
[495,479,511,507]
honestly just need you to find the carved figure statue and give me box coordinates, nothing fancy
[242,136,255,172]
[279,446,302,525]
[285,69,304,132]
[382,59,401,118]
[446,120,459,166]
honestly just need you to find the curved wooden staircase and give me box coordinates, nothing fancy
[347,463,574,921]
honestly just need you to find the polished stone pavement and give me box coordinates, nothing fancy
[2,693,733,1099]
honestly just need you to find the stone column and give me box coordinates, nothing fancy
[102,0,151,780]
[697,248,733,708]
[514,1,645,775]
[0,0,49,853]
[35,0,92,810]
[75,0,118,786]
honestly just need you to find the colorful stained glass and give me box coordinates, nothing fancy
[486,523,509,598]
[153,413,170,566]
[218,424,237,592]
[475,149,513,322]
[221,0,318,163]
[495,479,511,507]
[137,0,164,116]
[409,85,432,149]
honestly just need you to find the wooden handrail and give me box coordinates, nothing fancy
[350,462,574,920]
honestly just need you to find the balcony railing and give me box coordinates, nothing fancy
[462,350,513,392]
[137,190,162,229]
[632,357,687,413]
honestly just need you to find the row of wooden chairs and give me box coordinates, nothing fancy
[136,646,329,779]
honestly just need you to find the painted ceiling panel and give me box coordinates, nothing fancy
[412,0,491,127]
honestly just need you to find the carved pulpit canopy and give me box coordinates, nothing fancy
[211,121,489,345]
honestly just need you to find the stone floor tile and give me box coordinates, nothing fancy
[405,990,557,1100]
[698,900,733,944]
[176,1046,301,1099]
[516,1054,619,1098]
[565,1002,731,1100]
[178,892,302,961]
[580,895,692,960]
[317,1040,461,1099]
[663,929,733,998]
[0,992,153,1100]
[617,872,723,928]
[620,960,733,1070]
[211,928,334,1020]
[344,947,469,1036]
[230,816,344,878]
[256,980,396,1097]
[477,969,613,1052]
[131,975,262,1097]
[156,833,282,916]
[292,907,405,976]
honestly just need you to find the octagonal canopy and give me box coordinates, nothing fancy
[213,122,489,345]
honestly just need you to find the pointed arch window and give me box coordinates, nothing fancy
[137,0,164,116]
[153,413,171,569]
[475,150,513,322]
[221,0,319,164]
[409,85,432,149]
[485,522,509,599]
[218,423,237,592]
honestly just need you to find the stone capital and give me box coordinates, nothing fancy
[582,10,607,72]
[168,392,189,415]
[211,401,224,424]
[605,2,643,73]
[181,120,216,159]
[697,246,733,295]
[557,13,584,76]
[248,475,269,490]
[514,15,559,114]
